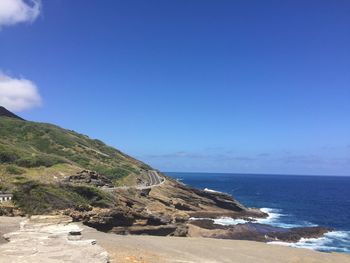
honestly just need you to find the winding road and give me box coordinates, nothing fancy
[148,170,163,186]
[103,170,164,193]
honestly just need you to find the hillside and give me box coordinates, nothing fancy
[0,115,151,183]
[0,111,151,214]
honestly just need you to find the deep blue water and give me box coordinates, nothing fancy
[166,172,350,253]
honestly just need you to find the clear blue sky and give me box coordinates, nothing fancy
[0,0,349,175]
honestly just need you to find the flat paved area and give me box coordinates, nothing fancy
[80,223,350,263]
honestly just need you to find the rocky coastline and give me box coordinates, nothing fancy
[59,171,331,244]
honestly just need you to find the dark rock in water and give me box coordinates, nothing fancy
[269,225,332,242]
[175,184,247,212]
[0,106,24,120]
[192,187,247,211]
[188,220,332,242]
[64,170,114,188]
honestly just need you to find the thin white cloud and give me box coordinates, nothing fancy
[0,0,41,28]
[0,72,42,112]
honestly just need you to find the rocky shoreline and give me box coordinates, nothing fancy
[1,216,348,263]
[59,172,331,244]
[188,219,331,242]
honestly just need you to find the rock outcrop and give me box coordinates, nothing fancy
[188,219,331,242]
[60,174,333,245]
[64,170,114,188]
[63,174,266,237]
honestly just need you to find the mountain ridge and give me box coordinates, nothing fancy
[0,106,24,121]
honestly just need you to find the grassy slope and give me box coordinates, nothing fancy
[0,116,152,214]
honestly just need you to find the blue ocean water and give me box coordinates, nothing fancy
[166,172,350,253]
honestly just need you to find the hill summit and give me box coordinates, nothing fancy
[0,106,24,121]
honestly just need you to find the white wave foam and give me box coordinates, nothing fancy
[190,212,350,253]
[213,217,248,225]
[255,208,317,228]
[210,208,303,227]
[204,188,222,193]
[325,231,350,240]
[269,231,350,253]
[189,217,250,226]
[206,207,317,229]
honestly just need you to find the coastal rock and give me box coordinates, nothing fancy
[188,220,331,242]
[64,175,268,237]
[69,208,135,231]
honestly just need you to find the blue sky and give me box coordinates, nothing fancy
[0,0,349,175]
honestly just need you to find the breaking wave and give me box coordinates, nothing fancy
[212,208,316,228]
[209,208,350,253]
[269,231,350,253]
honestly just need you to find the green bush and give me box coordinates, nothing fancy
[16,155,65,168]
[5,165,25,175]
[140,163,152,170]
[70,155,90,167]
[33,138,52,152]
[68,185,114,208]
[13,181,87,215]
[93,166,130,180]
[12,181,114,215]
[0,146,19,163]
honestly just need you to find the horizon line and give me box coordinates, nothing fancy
[164,171,350,177]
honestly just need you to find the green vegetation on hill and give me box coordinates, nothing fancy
[13,180,114,215]
[0,115,153,214]
[0,116,151,182]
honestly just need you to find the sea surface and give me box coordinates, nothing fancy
[166,172,350,254]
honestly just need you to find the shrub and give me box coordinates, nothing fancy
[93,166,130,180]
[70,155,90,167]
[16,155,65,168]
[0,146,19,163]
[13,181,87,215]
[5,165,25,175]
[12,181,114,215]
[67,185,114,208]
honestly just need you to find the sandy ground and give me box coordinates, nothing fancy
[1,217,349,263]
[0,216,23,244]
[80,223,350,263]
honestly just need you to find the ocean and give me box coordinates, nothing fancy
[166,172,350,254]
